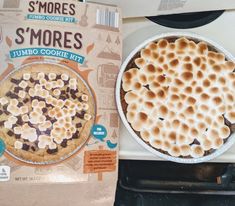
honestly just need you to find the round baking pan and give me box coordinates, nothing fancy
[116,32,235,164]
[0,62,96,165]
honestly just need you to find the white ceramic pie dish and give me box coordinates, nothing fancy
[116,32,235,164]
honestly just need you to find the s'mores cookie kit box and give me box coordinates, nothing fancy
[0,1,122,205]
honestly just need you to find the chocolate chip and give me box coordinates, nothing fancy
[72,116,75,120]
[55,75,61,80]
[70,89,77,95]
[51,119,56,124]
[11,93,19,99]
[0,121,4,126]
[14,87,23,93]
[15,134,21,139]
[31,146,36,151]
[47,147,58,154]
[32,96,44,101]
[64,80,69,85]
[61,139,67,148]
[45,75,49,81]
[37,97,44,101]
[35,80,39,84]
[10,78,21,84]
[34,140,39,147]
[66,87,70,93]
[76,123,82,128]
[6,91,18,99]
[193,139,200,145]
[29,78,34,83]
[17,117,23,125]
[3,105,10,115]
[7,130,14,136]
[0,110,3,115]
[36,129,41,136]
[60,95,67,100]
[45,129,51,135]
[18,102,23,107]
[46,103,51,107]
[28,122,34,127]
[25,86,30,92]
[76,111,85,119]
[61,90,66,95]
[23,98,30,104]
[71,94,77,99]
[72,131,79,139]
[42,108,47,113]
[22,144,30,151]
[78,96,83,102]
[3,105,7,111]
[66,94,70,99]
[81,110,86,115]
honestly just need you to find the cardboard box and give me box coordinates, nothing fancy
[0,0,122,205]
[89,0,235,18]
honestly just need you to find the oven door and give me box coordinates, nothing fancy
[115,160,235,206]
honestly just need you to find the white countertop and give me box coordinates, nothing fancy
[119,10,235,162]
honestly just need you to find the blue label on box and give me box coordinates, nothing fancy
[91,124,107,142]
[9,48,85,64]
[0,139,5,157]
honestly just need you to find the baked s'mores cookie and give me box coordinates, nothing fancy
[121,37,235,158]
[0,63,95,163]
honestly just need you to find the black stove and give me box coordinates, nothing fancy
[147,10,224,29]
[115,160,235,206]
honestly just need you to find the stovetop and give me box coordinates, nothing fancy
[119,10,235,162]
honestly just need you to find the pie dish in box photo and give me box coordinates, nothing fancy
[0,63,95,165]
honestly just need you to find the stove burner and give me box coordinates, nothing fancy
[147,10,224,29]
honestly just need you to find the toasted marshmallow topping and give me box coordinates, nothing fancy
[7,104,21,116]
[18,90,26,99]
[61,73,69,81]
[10,99,18,106]
[0,97,8,105]
[82,94,88,101]
[14,126,22,134]
[19,81,28,89]
[21,125,37,142]
[53,89,61,96]
[9,116,17,124]
[45,82,52,90]
[23,73,31,80]
[84,114,92,120]
[122,37,235,158]
[0,69,93,155]
[38,121,52,131]
[39,78,47,85]
[37,72,45,79]
[4,121,12,129]
[22,114,29,122]
[56,79,64,88]
[20,106,29,114]
[14,141,23,149]
[49,73,56,80]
